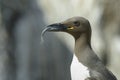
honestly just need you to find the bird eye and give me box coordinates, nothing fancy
[73,21,80,27]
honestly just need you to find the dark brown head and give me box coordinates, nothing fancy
[46,17,91,39]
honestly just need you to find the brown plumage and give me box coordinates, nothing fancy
[42,17,117,80]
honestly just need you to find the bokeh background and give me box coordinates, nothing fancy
[0,0,120,80]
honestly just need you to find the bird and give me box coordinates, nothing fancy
[42,16,117,80]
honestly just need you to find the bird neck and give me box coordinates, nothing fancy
[74,30,91,51]
[74,32,93,67]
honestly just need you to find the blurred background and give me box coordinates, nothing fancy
[0,0,120,80]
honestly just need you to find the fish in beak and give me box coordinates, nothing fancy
[47,23,67,31]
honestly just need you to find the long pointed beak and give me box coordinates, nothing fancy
[47,23,67,31]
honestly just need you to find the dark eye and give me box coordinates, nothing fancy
[73,21,80,27]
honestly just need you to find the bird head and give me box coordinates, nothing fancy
[45,17,91,39]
